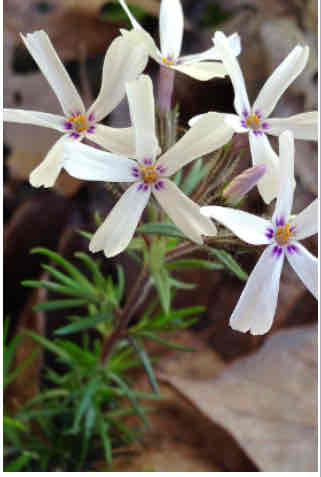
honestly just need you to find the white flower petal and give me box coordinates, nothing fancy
[89,124,136,156]
[159,0,184,61]
[253,45,309,119]
[89,183,150,257]
[230,245,285,335]
[4,108,66,132]
[267,111,318,140]
[63,141,137,182]
[224,113,248,133]
[180,32,241,63]
[88,32,148,123]
[120,27,161,63]
[171,61,227,81]
[225,32,242,58]
[158,112,234,176]
[272,131,295,225]
[29,135,68,188]
[249,131,279,204]
[179,47,218,64]
[292,198,318,240]
[188,113,206,127]
[201,206,272,245]
[153,179,217,244]
[213,31,250,116]
[286,242,318,299]
[126,75,159,161]
[21,31,85,116]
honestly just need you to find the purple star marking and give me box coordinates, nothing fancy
[272,245,283,258]
[265,227,274,239]
[286,244,299,254]
[137,183,149,192]
[276,217,285,227]
[154,180,165,191]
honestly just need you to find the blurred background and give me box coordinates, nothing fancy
[4,0,318,471]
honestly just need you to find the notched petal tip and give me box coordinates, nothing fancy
[29,172,55,189]
[229,319,250,334]
[230,313,274,336]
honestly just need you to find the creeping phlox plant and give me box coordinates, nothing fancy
[4,0,318,470]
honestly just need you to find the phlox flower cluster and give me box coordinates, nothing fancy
[4,0,318,335]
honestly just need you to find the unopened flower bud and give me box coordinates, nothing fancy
[223,164,267,203]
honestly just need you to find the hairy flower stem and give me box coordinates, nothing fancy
[165,234,255,263]
[158,66,175,116]
[157,66,178,153]
[165,242,201,262]
[100,267,149,365]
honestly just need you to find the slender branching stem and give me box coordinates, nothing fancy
[100,266,149,365]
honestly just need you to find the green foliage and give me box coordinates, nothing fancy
[181,158,212,195]
[206,247,248,282]
[138,222,186,239]
[4,328,160,472]
[100,2,147,24]
[22,249,125,328]
[129,305,204,352]
[201,3,232,28]
[10,121,253,470]
[3,318,39,390]
[6,247,208,470]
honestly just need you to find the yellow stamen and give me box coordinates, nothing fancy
[162,57,174,66]
[246,113,260,129]
[141,165,158,184]
[275,223,291,244]
[68,114,87,133]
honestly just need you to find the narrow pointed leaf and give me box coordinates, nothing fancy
[31,248,94,290]
[74,252,106,289]
[182,158,212,195]
[23,330,71,361]
[55,312,113,336]
[207,247,248,281]
[99,422,112,466]
[130,338,160,395]
[169,277,197,290]
[22,280,98,301]
[152,268,171,314]
[70,377,100,434]
[33,298,88,311]
[41,264,82,289]
[166,259,223,270]
[137,222,186,239]
[139,331,195,351]
[108,372,149,426]
[116,265,125,302]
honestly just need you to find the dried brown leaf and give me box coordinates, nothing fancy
[161,326,317,472]
[119,332,257,471]
[5,286,46,413]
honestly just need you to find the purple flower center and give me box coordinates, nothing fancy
[241,109,269,135]
[266,219,298,258]
[132,160,167,191]
[64,112,96,138]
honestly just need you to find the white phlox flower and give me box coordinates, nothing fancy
[191,31,318,204]
[4,30,148,188]
[118,0,241,81]
[62,75,235,258]
[201,130,318,335]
